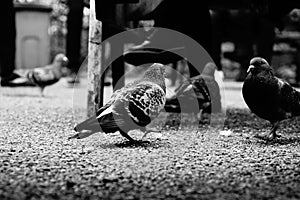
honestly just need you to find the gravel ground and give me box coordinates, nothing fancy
[1,79,300,200]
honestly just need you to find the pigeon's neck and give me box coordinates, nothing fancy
[251,68,273,78]
[142,64,166,92]
[143,72,166,92]
[144,76,166,92]
[259,70,273,78]
[50,62,63,78]
[52,61,62,68]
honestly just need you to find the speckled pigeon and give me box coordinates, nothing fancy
[27,53,68,96]
[69,63,166,143]
[242,57,300,140]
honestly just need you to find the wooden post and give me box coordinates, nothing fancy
[87,0,103,117]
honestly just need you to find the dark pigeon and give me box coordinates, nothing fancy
[242,57,300,140]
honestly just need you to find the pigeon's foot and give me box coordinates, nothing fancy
[268,132,282,140]
[254,133,271,140]
[119,130,136,143]
[254,132,281,141]
[254,121,281,141]
[254,134,273,141]
[267,121,280,140]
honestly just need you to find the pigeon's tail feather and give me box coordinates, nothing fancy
[70,115,102,140]
[68,130,96,139]
[72,112,122,140]
[74,115,102,133]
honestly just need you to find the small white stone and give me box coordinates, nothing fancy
[219,130,233,136]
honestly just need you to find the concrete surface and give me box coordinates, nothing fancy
[1,77,300,200]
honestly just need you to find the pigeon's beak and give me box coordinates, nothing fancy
[62,57,69,63]
[247,65,255,73]
[61,57,69,67]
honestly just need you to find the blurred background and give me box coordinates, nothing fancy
[12,0,300,85]
[14,0,89,74]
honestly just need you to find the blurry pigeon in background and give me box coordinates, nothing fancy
[69,63,166,144]
[164,62,222,117]
[242,57,300,140]
[27,53,68,96]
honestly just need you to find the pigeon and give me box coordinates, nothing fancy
[27,53,69,96]
[69,63,166,143]
[164,62,222,115]
[242,57,300,140]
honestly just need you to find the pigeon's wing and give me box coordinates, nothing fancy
[96,81,137,116]
[74,103,123,134]
[95,89,122,117]
[36,68,54,80]
[95,100,128,133]
[114,82,166,127]
[72,83,140,135]
[95,82,165,132]
[277,77,300,116]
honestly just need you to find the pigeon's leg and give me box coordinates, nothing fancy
[255,121,281,140]
[39,87,45,97]
[268,121,280,140]
[119,130,136,143]
[119,130,150,145]
[197,111,202,121]
[197,110,203,124]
